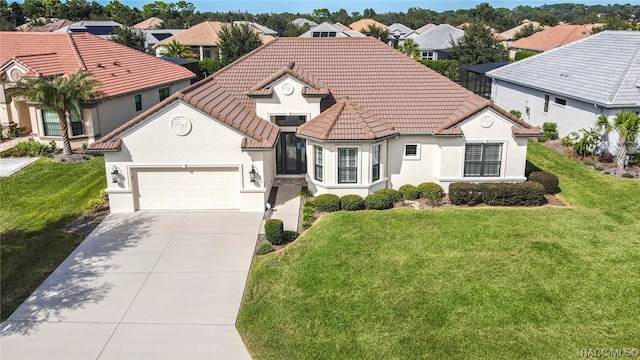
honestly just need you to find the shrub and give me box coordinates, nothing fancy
[399,184,420,200]
[256,242,274,255]
[528,171,560,194]
[303,200,315,209]
[594,166,604,171]
[418,59,460,81]
[365,193,393,210]
[87,197,105,212]
[537,135,548,143]
[376,188,402,204]
[448,183,483,206]
[417,182,445,205]
[340,194,365,211]
[1,138,54,158]
[598,151,614,163]
[481,182,546,206]
[542,122,559,140]
[583,160,594,166]
[284,231,299,242]
[314,194,341,212]
[264,219,284,245]
[299,187,312,198]
[509,109,522,119]
[622,173,635,178]
[514,50,537,61]
[560,135,573,147]
[569,128,601,158]
[302,220,313,230]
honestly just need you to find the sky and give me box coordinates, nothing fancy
[115,0,618,13]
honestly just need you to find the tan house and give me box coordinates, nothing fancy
[89,37,541,213]
[133,17,164,30]
[508,24,592,58]
[0,32,195,146]
[154,21,276,61]
[349,19,386,33]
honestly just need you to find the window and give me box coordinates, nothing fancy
[421,51,435,60]
[135,94,142,111]
[464,143,503,177]
[314,146,323,181]
[543,95,549,113]
[203,47,211,59]
[159,87,170,101]
[273,115,306,126]
[372,144,381,182]
[404,144,419,159]
[338,148,358,184]
[554,97,566,106]
[42,109,83,136]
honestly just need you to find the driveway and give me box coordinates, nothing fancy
[0,210,263,359]
[0,157,39,177]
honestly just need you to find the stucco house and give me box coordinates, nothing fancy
[0,32,195,146]
[299,22,365,38]
[413,24,464,60]
[487,31,640,143]
[88,37,541,213]
[507,24,591,59]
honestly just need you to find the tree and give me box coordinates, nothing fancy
[162,39,196,59]
[592,13,633,33]
[9,71,102,155]
[217,23,262,66]
[361,23,390,43]
[513,23,543,41]
[398,38,419,60]
[596,111,640,171]
[449,22,504,66]
[111,27,147,52]
[106,0,142,26]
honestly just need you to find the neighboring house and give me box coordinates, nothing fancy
[133,17,164,30]
[233,21,278,36]
[349,19,386,33]
[54,20,123,39]
[413,24,464,60]
[292,18,318,28]
[387,23,416,47]
[299,22,365,38]
[487,31,640,145]
[497,19,544,47]
[0,32,195,147]
[415,23,437,34]
[508,24,592,59]
[88,37,541,213]
[141,29,184,54]
[154,21,276,60]
[17,18,74,32]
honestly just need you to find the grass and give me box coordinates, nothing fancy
[0,157,106,321]
[237,141,640,359]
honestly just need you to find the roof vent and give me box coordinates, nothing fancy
[96,63,103,68]
[113,61,120,66]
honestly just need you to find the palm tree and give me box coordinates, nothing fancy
[398,38,420,60]
[9,71,102,155]
[596,111,640,171]
[163,40,196,59]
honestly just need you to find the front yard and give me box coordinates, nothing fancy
[237,142,640,359]
[0,157,106,321]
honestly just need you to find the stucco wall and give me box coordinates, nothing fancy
[104,100,271,212]
[387,135,441,188]
[254,76,322,122]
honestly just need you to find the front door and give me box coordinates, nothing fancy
[276,132,306,174]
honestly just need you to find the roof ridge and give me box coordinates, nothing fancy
[66,33,87,71]
[609,39,640,104]
[213,37,281,79]
[348,101,377,139]
[321,99,346,139]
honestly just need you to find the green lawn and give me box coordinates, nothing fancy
[0,157,106,321]
[237,142,640,359]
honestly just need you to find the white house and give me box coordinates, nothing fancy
[413,24,464,60]
[299,22,364,38]
[88,37,541,213]
[0,32,195,146]
[487,31,640,142]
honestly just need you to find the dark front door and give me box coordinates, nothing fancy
[276,132,306,174]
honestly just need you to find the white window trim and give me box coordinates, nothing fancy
[461,141,507,178]
[314,145,324,182]
[336,146,361,185]
[553,97,567,107]
[403,143,421,160]
[371,143,382,182]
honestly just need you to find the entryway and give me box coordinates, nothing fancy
[276,132,306,175]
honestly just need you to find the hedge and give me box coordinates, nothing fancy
[399,184,420,200]
[480,182,546,206]
[314,194,341,212]
[365,193,394,210]
[528,171,560,194]
[376,188,402,204]
[340,194,365,211]
[417,182,445,205]
[448,183,483,206]
[264,219,284,245]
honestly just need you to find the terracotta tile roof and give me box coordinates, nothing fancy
[415,23,436,34]
[246,61,329,97]
[23,19,74,32]
[133,17,164,30]
[298,98,398,141]
[155,21,276,47]
[349,19,387,32]
[0,32,195,98]
[499,20,544,41]
[509,24,592,52]
[87,138,122,151]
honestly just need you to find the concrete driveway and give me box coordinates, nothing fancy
[0,157,39,177]
[0,210,263,359]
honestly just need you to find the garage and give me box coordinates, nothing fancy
[134,167,240,210]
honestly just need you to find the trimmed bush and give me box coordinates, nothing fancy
[376,188,402,204]
[481,182,546,206]
[417,182,445,206]
[256,242,274,255]
[264,219,284,245]
[528,171,560,194]
[365,193,393,210]
[284,231,299,243]
[542,122,559,140]
[448,183,483,206]
[399,184,420,200]
[340,194,365,211]
[314,194,341,212]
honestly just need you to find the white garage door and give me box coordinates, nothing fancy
[135,168,240,210]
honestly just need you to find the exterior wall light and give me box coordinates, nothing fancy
[249,165,257,182]
[110,165,120,183]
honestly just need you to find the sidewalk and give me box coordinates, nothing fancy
[270,185,301,232]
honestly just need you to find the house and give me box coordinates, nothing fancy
[133,17,164,30]
[497,19,544,47]
[413,24,464,60]
[507,24,592,59]
[387,23,416,47]
[0,32,195,147]
[154,21,276,60]
[415,23,437,34]
[487,31,640,143]
[349,19,386,33]
[233,21,278,36]
[17,18,74,32]
[292,18,318,28]
[141,29,184,54]
[299,22,365,38]
[54,20,123,39]
[87,37,541,213]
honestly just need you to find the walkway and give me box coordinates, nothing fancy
[269,178,304,232]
